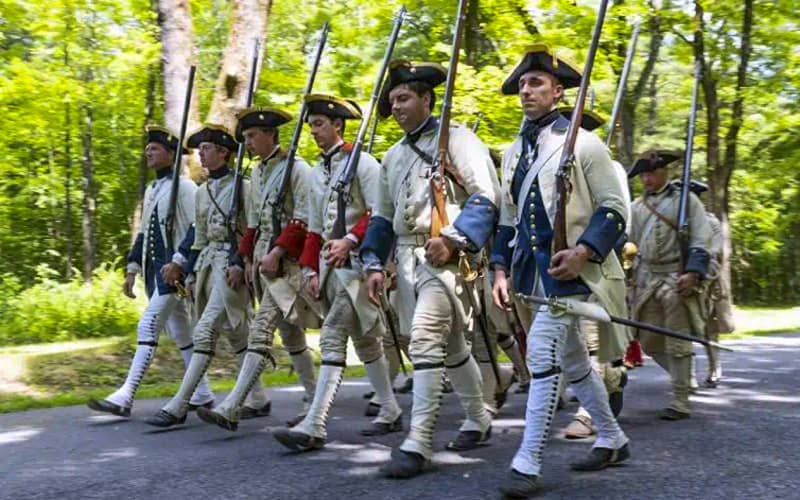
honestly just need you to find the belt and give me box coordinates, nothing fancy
[396,233,429,246]
[644,260,680,273]
[207,241,233,251]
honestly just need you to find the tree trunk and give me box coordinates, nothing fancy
[205,0,271,129]
[80,98,97,282]
[158,0,200,132]
[645,72,657,135]
[63,41,74,280]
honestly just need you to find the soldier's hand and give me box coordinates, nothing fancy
[244,260,253,287]
[186,281,195,299]
[548,245,592,281]
[366,270,385,305]
[323,238,355,268]
[676,272,699,297]
[492,269,512,311]
[259,247,286,279]
[226,265,245,290]
[161,262,185,287]
[424,237,456,267]
[123,273,137,299]
[306,274,321,300]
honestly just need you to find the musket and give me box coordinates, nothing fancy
[471,112,484,133]
[366,113,379,154]
[164,65,195,298]
[269,22,329,252]
[330,6,406,240]
[552,0,609,253]
[678,61,702,273]
[164,65,195,256]
[226,39,261,255]
[379,289,408,376]
[429,0,468,238]
[606,21,640,147]
[516,294,734,352]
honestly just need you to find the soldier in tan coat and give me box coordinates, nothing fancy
[196,108,319,431]
[360,60,500,479]
[628,151,712,420]
[273,94,403,452]
[146,124,270,427]
[491,46,630,498]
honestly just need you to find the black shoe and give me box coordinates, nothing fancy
[609,372,627,418]
[360,414,402,436]
[285,413,306,427]
[495,374,517,411]
[144,410,187,428]
[196,407,238,432]
[514,381,530,394]
[446,426,491,451]
[240,401,271,420]
[660,408,690,421]
[273,428,325,452]
[380,450,428,479]
[363,391,375,400]
[570,443,630,471]
[499,469,540,499]
[187,400,214,412]
[396,378,413,394]
[364,401,380,417]
[442,377,454,394]
[87,399,131,418]
[704,378,718,388]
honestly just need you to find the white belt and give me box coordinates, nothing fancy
[207,241,233,251]
[396,233,428,246]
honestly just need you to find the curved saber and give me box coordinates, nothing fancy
[516,294,735,352]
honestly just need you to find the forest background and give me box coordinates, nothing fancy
[0,0,798,346]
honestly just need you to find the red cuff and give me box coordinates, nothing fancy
[238,227,257,259]
[299,232,322,273]
[349,210,371,242]
[342,142,353,153]
[274,219,308,259]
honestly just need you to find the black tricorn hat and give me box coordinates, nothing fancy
[628,149,683,178]
[378,59,447,119]
[558,106,607,132]
[304,94,363,121]
[502,44,582,95]
[185,124,237,151]
[145,125,188,154]
[235,107,292,142]
[671,179,709,195]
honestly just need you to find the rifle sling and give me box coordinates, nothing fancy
[408,142,465,191]
[642,197,679,232]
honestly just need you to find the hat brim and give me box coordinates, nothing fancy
[378,61,447,119]
[305,94,362,122]
[628,150,683,178]
[502,48,582,95]
[235,108,292,142]
[186,125,237,151]
[145,126,188,154]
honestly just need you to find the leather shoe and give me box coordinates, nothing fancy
[360,414,402,436]
[499,469,540,499]
[240,401,271,420]
[87,399,131,418]
[380,449,428,479]
[446,427,491,451]
[570,443,630,471]
[144,410,186,428]
[273,428,325,452]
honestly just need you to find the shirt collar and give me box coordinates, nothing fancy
[403,115,439,145]
[208,165,231,179]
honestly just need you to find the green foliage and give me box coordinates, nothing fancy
[0,262,142,345]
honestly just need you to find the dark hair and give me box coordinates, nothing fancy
[257,126,278,143]
[404,81,436,112]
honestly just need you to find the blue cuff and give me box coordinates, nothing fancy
[576,207,625,262]
[453,194,499,252]
[489,225,515,270]
[359,216,395,265]
[178,225,198,275]
[127,233,144,266]
[685,247,710,277]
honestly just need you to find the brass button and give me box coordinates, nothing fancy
[606,212,615,220]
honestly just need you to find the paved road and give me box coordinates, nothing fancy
[2,333,799,499]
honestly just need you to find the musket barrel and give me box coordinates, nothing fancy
[678,60,702,271]
[606,21,641,147]
[165,65,196,255]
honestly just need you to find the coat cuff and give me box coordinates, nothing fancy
[177,225,198,275]
[127,233,144,267]
[576,207,626,263]
[452,194,499,252]
[685,247,710,277]
[238,227,257,259]
[359,216,394,265]
[299,232,323,273]
[349,210,371,243]
[489,225,515,270]
[274,219,308,259]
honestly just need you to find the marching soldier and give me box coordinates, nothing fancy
[360,60,500,478]
[145,124,270,427]
[87,126,214,417]
[628,150,712,421]
[490,46,631,497]
[272,94,403,451]
[196,107,319,430]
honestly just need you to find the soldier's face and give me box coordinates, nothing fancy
[518,70,563,120]
[389,84,431,133]
[243,127,275,158]
[641,168,669,193]
[145,142,174,169]
[308,114,342,151]
[198,142,228,170]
